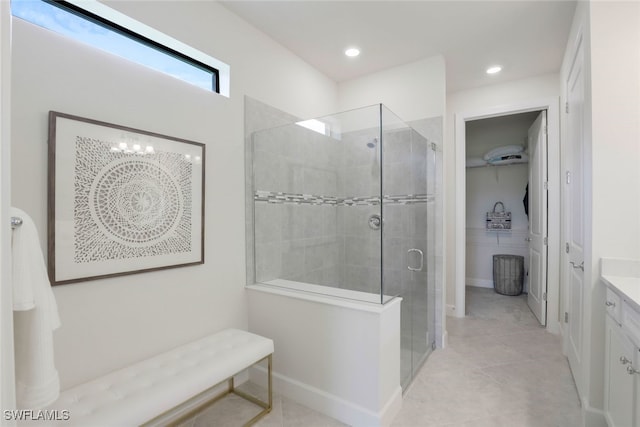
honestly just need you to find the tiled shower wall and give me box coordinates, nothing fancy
[339,128,381,294]
[253,123,344,286]
[252,124,435,296]
[244,96,299,287]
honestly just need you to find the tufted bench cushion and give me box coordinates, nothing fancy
[45,329,274,426]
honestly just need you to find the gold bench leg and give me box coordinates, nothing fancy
[147,353,273,427]
[233,354,273,426]
[268,353,272,409]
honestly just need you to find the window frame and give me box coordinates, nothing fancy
[15,0,226,94]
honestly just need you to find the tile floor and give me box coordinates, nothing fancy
[181,287,582,426]
[392,287,582,427]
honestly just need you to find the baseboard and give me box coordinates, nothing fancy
[249,366,402,427]
[442,330,449,348]
[465,278,493,288]
[582,397,606,427]
[445,304,456,316]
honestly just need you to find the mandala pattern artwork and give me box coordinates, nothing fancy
[73,136,193,263]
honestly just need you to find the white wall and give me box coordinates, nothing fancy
[561,0,640,419]
[11,1,337,390]
[445,74,560,311]
[338,56,445,121]
[466,165,529,232]
[0,1,16,418]
[590,2,640,268]
[465,164,529,289]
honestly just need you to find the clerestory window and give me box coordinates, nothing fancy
[11,0,226,94]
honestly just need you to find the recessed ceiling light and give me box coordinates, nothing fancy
[486,65,502,74]
[345,47,360,57]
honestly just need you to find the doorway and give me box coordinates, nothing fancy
[464,111,546,323]
[454,98,561,334]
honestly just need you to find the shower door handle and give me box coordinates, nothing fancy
[407,249,424,272]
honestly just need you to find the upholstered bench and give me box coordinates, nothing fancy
[45,329,274,426]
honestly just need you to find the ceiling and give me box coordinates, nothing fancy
[220,1,577,92]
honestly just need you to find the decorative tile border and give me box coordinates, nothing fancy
[254,191,434,206]
[254,191,340,205]
[383,194,435,205]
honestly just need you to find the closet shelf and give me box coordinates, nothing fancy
[466,161,529,169]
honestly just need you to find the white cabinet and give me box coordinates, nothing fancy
[605,316,636,427]
[604,287,640,427]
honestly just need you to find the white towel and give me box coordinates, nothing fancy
[466,157,487,168]
[11,207,61,410]
[487,153,529,165]
[482,144,524,161]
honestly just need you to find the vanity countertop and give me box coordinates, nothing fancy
[601,275,640,313]
[601,258,640,314]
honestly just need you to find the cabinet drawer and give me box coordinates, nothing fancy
[606,288,622,324]
[621,301,640,345]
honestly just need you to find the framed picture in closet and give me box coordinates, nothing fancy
[47,111,205,285]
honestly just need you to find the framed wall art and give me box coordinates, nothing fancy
[48,111,205,285]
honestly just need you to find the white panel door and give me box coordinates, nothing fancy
[565,38,586,396]
[527,111,548,325]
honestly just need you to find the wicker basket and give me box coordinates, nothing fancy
[493,254,524,296]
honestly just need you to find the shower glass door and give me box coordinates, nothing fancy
[381,105,436,389]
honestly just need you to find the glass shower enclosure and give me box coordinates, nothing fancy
[251,104,437,389]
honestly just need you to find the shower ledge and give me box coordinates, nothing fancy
[247,279,400,313]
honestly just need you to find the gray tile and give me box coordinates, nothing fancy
[253,149,285,193]
[383,160,412,196]
[302,205,324,239]
[255,242,281,282]
[382,129,412,164]
[322,206,338,236]
[342,130,379,169]
[345,236,381,267]
[342,205,379,237]
[254,203,282,245]
[281,240,306,279]
[382,204,409,239]
[281,205,305,240]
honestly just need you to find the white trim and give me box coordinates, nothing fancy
[249,366,402,427]
[454,97,561,335]
[454,114,466,318]
[247,281,400,313]
[445,304,456,317]
[0,1,16,423]
[65,0,231,97]
[582,397,607,427]
[466,279,493,289]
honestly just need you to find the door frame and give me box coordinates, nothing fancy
[454,97,561,335]
[0,0,16,418]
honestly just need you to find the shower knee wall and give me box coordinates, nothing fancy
[247,284,402,427]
